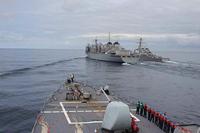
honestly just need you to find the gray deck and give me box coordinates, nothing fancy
[32,82,165,133]
[133,114,166,133]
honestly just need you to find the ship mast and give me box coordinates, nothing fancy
[95,36,98,45]
[138,37,142,54]
[108,32,111,42]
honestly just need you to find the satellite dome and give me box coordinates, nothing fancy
[107,42,112,45]
[114,41,120,45]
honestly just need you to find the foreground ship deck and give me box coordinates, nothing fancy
[32,81,166,133]
[32,80,199,133]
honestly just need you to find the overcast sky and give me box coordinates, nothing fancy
[0,0,200,49]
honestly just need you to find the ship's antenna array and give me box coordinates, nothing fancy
[95,36,98,44]
[108,32,111,42]
[138,37,142,54]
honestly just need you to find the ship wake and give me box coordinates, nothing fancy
[138,60,200,79]
[0,57,85,78]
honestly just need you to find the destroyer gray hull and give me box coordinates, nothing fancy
[121,56,163,64]
[86,52,124,63]
[139,56,163,62]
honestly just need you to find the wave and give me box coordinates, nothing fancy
[139,60,200,79]
[165,60,200,67]
[0,91,15,99]
[0,57,85,78]
[122,63,131,66]
[164,60,179,64]
[0,105,39,132]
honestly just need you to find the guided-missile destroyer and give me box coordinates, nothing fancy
[117,38,169,64]
[32,75,199,133]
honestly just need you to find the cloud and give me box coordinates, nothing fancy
[0,0,200,49]
[0,12,15,19]
[0,31,24,42]
[78,33,200,42]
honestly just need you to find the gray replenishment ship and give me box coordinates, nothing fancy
[85,34,124,63]
[32,75,199,133]
[117,38,169,64]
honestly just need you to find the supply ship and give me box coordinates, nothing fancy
[85,33,124,63]
[32,74,199,133]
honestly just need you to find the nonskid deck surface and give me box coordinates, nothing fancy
[32,82,165,133]
[133,114,166,133]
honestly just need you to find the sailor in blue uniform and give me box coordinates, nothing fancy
[136,101,140,114]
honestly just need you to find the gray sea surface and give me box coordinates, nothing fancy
[0,48,200,132]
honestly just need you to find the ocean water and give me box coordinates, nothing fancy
[0,49,200,132]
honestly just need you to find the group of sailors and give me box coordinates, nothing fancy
[136,101,176,133]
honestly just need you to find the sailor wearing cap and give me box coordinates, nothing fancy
[151,109,155,123]
[140,102,144,116]
[148,108,152,121]
[169,122,176,133]
[136,101,140,114]
[144,104,148,118]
